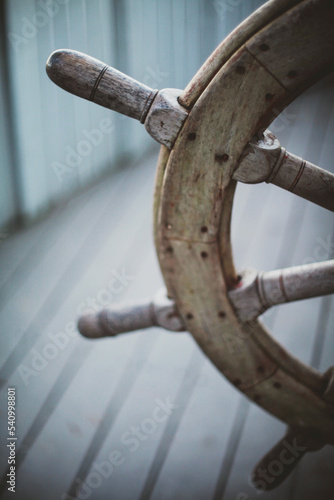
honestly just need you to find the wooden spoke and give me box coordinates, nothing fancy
[233,130,334,212]
[229,260,334,322]
[46,50,188,149]
[78,289,184,339]
[252,427,325,491]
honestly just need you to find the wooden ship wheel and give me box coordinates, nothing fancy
[46,0,334,490]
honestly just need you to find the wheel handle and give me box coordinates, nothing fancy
[46,49,188,148]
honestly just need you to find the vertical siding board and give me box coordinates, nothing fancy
[99,0,119,168]
[200,0,219,69]
[122,0,152,155]
[34,1,63,205]
[69,0,91,189]
[6,0,48,222]
[41,1,78,199]
[214,0,229,47]
[155,0,173,88]
[84,0,115,182]
[0,83,16,227]
[171,0,187,88]
[0,2,17,228]
[110,0,136,161]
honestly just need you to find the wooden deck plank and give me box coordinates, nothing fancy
[0,174,123,365]
[146,366,240,500]
[0,215,55,289]
[138,348,206,500]
[290,295,334,500]
[82,334,199,500]
[0,153,154,383]
[0,151,159,488]
[10,258,195,500]
[0,189,97,309]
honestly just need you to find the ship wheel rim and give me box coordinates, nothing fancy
[154,0,334,444]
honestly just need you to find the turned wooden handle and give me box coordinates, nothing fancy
[233,131,334,212]
[77,291,185,338]
[252,428,324,491]
[78,301,157,338]
[269,151,334,212]
[46,49,158,122]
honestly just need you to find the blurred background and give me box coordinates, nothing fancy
[0,0,266,229]
[0,1,333,499]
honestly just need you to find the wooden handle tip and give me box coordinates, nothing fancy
[78,313,105,339]
[46,49,70,83]
[46,49,104,100]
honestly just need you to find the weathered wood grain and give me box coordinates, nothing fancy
[159,49,286,243]
[144,88,188,149]
[270,151,334,211]
[46,50,188,149]
[246,0,334,92]
[46,49,157,121]
[232,130,282,184]
[179,0,304,109]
